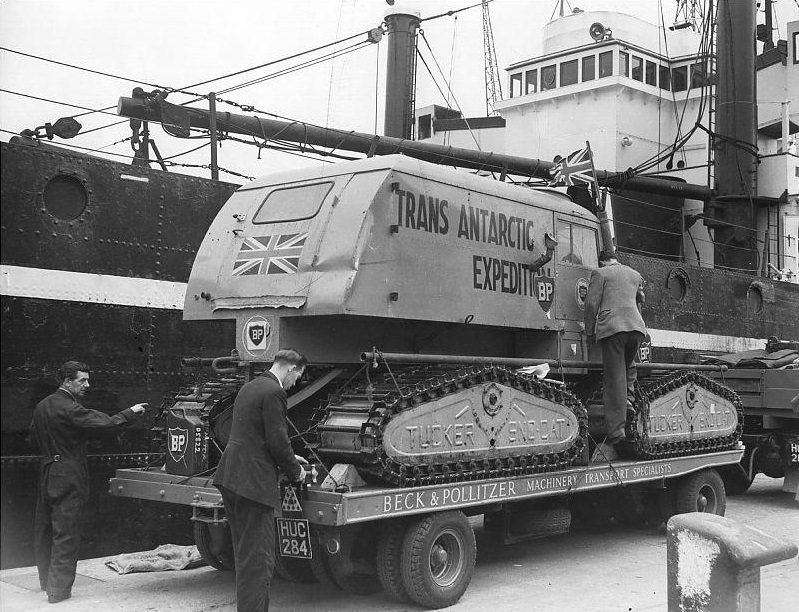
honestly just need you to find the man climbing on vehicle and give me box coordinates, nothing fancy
[584,250,647,461]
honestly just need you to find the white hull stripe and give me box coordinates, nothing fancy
[1,265,186,310]
[648,329,767,354]
[0,265,769,352]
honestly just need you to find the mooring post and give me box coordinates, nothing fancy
[667,513,797,611]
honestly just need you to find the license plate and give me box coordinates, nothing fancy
[276,517,312,559]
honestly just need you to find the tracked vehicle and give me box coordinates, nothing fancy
[109,154,749,609]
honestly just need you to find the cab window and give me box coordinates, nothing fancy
[557,221,599,267]
[253,182,333,224]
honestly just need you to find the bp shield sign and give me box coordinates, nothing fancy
[167,427,188,464]
[242,315,272,357]
[535,275,555,313]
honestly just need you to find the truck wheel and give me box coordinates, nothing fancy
[675,469,726,516]
[309,528,340,589]
[401,511,476,609]
[376,519,412,603]
[327,524,382,594]
[720,463,755,496]
[193,522,234,571]
[273,550,316,583]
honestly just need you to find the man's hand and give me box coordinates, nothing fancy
[130,403,148,415]
[296,465,307,483]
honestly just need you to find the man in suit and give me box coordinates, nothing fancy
[584,250,647,461]
[31,361,146,603]
[213,349,308,612]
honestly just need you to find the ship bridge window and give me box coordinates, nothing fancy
[253,181,333,224]
[525,69,538,94]
[560,59,578,86]
[582,56,595,81]
[659,65,671,90]
[619,52,629,77]
[43,174,87,220]
[556,221,598,267]
[645,61,657,86]
[690,62,707,88]
[511,72,523,97]
[672,66,687,92]
[541,64,557,90]
[418,114,432,140]
[631,56,643,81]
[598,51,613,78]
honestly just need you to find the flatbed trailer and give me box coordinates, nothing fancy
[110,449,743,608]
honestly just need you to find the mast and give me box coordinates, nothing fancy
[705,0,758,271]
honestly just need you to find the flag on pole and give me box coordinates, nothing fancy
[549,141,603,210]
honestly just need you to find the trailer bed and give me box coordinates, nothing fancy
[110,449,743,526]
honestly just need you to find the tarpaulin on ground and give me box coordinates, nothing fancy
[105,544,205,574]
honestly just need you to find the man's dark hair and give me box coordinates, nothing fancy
[273,349,307,369]
[59,361,89,382]
[598,249,616,263]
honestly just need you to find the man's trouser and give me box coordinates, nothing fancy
[600,331,645,443]
[34,460,88,597]
[219,486,276,612]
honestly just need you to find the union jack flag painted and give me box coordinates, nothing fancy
[232,233,307,276]
[549,143,597,188]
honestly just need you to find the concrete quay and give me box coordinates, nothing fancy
[1,474,796,611]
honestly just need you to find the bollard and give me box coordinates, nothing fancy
[667,513,798,612]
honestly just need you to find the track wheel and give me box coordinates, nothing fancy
[401,511,476,609]
[376,519,412,603]
[193,522,234,571]
[675,469,726,516]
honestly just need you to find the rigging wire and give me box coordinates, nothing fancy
[417,30,482,150]
[420,0,490,23]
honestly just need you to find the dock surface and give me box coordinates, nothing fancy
[2,475,796,611]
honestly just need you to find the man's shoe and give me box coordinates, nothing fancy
[590,441,620,462]
[47,591,71,604]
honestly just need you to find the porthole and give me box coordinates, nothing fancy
[746,283,763,315]
[43,174,87,220]
[666,267,690,303]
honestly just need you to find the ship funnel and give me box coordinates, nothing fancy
[383,8,421,138]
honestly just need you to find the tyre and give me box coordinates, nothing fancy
[309,528,340,589]
[273,552,316,583]
[675,469,726,515]
[720,463,755,496]
[327,524,382,594]
[401,511,476,609]
[376,519,412,603]
[508,506,571,537]
[193,522,234,571]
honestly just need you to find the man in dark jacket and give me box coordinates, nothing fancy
[213,349,307,612]
[584,250,647,461]
[31,361,146,603]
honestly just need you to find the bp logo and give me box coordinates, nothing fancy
[167,427,188,464]
[242,315,272,356]
[575,278,590,310]
[534,276,555,313]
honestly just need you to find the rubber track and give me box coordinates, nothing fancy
[315,364,588,487]
[626,370,744,460]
